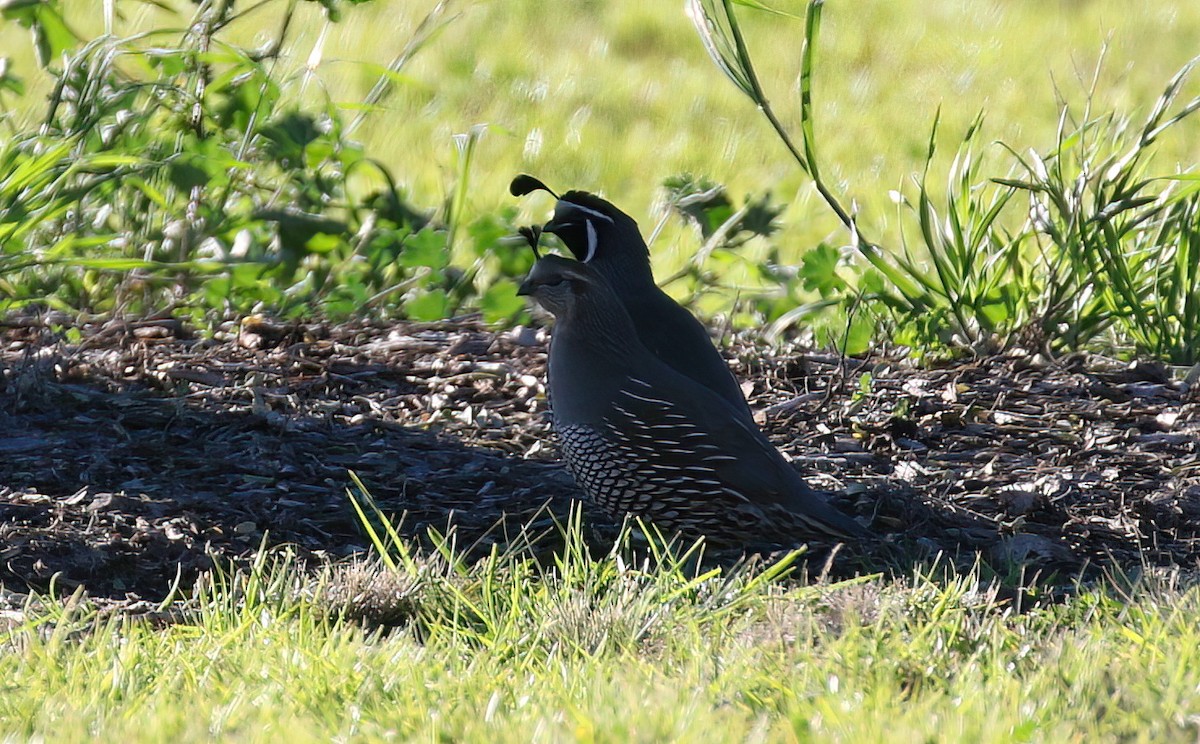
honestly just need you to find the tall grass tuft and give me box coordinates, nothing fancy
[690,0,1200,361]
[341,473,828,654]
[999,58,1200,362]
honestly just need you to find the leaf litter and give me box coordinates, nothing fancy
[1,313,1197,611]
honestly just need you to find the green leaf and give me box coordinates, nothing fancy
[0,0,44,24]
[231,262,268,288]
[145,48,189,78]
[259,111,322,165]
[466,211,516,258]
[798,243,845,295]
[398,227,449,270]
[841,313,874,356]
[405,288,449,321]
[204,276,233,307]
[167,155,209,191]
[978,289,1013,330]
[0,60,25,95]
[479,279,525,323]
[304,232,344,254]
[20,3,79,67]
[354,62,421,90]
[732,0,804,20]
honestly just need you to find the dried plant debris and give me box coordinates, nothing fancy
[1,314,1198,606]
[315,559,427,628]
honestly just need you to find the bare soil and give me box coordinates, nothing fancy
[2,314,1198,605]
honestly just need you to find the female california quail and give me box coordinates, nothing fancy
[511,175,754,424]
[517,254,870,546]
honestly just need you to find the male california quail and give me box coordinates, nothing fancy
[511,175,753,423]
[517,254,870,546]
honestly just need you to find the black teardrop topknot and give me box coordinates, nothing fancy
[510,174,558,199]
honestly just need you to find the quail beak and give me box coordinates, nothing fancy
[541,219,572,236]
[516,278,535,297]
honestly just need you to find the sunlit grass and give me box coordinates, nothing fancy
[4,0,1198,273]
[3,6,1199,738]
[2,0,1198,351]
[2,540,1199,742]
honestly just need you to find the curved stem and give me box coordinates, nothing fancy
[719,0,926,299]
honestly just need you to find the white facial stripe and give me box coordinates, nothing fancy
[567,203,615,224]
[584,220,598,262]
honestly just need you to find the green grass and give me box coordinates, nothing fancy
[4,6,1200,739]
[3,0,1199,268]
[4,0,1200,358]
[3,540,1199,742]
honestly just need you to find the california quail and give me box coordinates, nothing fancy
[517,254,870,546]
[511,176,754,423]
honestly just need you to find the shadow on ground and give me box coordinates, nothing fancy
[1,316,1197,602]
[0,353,585,600]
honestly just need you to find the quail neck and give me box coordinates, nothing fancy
[516,255,642,424]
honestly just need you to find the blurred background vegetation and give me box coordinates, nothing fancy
[2,0,1199,361]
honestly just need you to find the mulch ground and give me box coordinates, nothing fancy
[2,314,1198,606]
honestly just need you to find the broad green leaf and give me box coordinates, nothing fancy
[798,242,845,295]
[405,288,449,321]
[479,279,525,323]
[398,227,449,270]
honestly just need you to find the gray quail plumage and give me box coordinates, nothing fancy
[517,254,870,546]
[511,176,754,424]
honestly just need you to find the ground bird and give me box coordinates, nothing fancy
[511,175,754,424]
[517,253,870,546]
